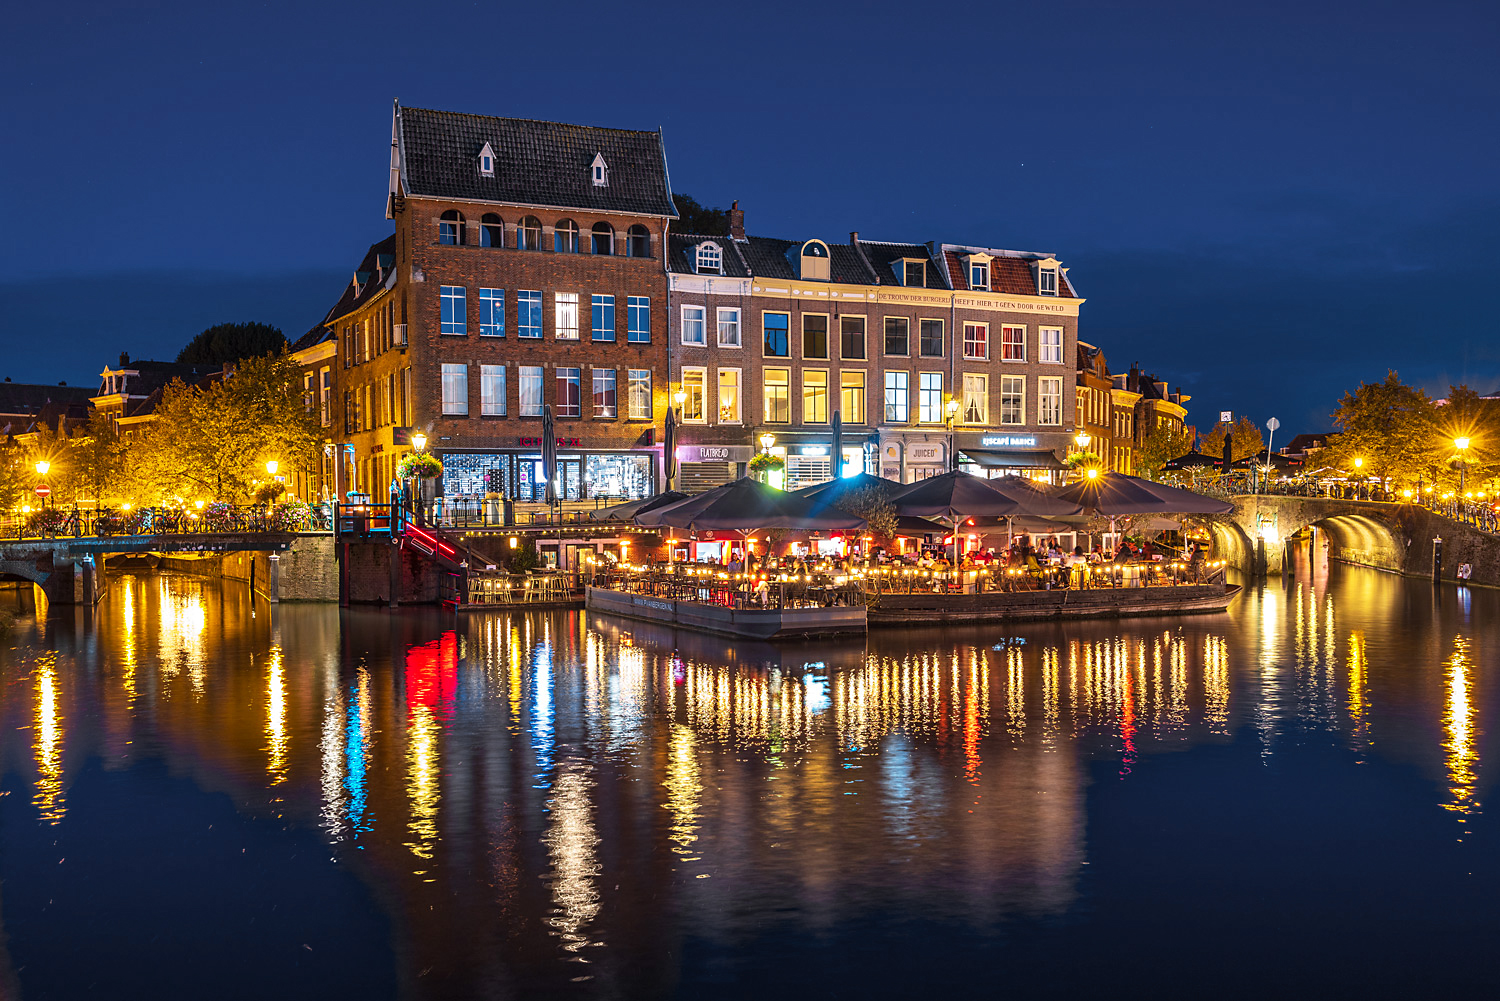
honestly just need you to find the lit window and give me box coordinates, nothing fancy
[1039,327,1063,364]
[481,365,506,416]
[554,292,579,340]
[627,296,650,343]
[1000,375,1025,425]
[1038,376,1063,425]
[963,373,988,424]
[680,368,706,422]
[681,305,706,346]
[479,288,504,337]
[556,368,582,418]
[717,308,740,347]
[884,371,909,423]
[841,370,866,424]
[764,368,790,423]
[440,286,466,335]
[963,322,988,360]
[592,294,615,342]
[1001,325,1026,361]
[592,368,616,418]
[517,290,542,338]
[802,370,828,424]
[441,363,468,416]
[918,372,943,424]
[717,368,741,423]
[627,369,652,420]
[696,242,722,274]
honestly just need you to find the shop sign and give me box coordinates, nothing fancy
[980,435,1038,447]
[882,442,902,462]
[393,427,412,446]
[800,446,828,456]
[518,436,581,448]
[907,442,945,464]
[677,445,751,462]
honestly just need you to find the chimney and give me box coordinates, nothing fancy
[119,351,130,367]
[850,231,860,246]
[729,200,745,241]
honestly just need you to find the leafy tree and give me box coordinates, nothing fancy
[671,194,730,236]
[22,422,79,506]
[1323,371,1437,485]
[1064,450,1103,469]
[1136,421,1198,480]
[130,352,322,502]
[71,409,125,505]
[0,445,26,514]
[176,322,287,365]
[1436,384,1500,490]
[1198,416,1266,463]
[834,484,898,543]
[506,538,540,573]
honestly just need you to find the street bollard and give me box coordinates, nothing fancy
[1432,535,1443,584]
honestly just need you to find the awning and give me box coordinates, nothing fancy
[959,449,1064,470]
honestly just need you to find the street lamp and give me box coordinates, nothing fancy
[34,460,49,510]
[1086,467,1100,480]
[1455,437,1471,496]
[1074,431,1092,450]
[759,432,775,453]
[265,459,279,477]
[945,398,961,472]
[411,431,427,453]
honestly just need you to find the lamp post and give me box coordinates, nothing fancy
[34,459,50,511]
[1074,431,1093,481]
[1455,437,1471,497]
[945,398,961,472]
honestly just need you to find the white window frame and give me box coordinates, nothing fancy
[519,366,543,417]
[696,242,722,274]
[717,367,742,424]
[627,369,652,420]
[840,370,866,425]
[918,371,943,424]
[970,261,989,290]
[963,373,988,425]
[592,368,617,419]
[556,367,582,418]
[480,365,506,416]
[1001,324,1027,362]
[1038,376,1063,426]
[884,370,909,423]
[1039,326,1064,365]
[1000,375,1025,426]
[441,363,468,416]
[1039,267,1058,295]
[962,322,989,361]
[554,292,579,341]
[680,367,707,423]
[717,307,741,347]
[681,305,707,346]
[763,368,790,424]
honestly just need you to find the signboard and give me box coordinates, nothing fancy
[677,445,752,463]
[1219,411,1233,424]
[392,427,412,446]
[979,435,1038,448]
[34,485,50,497]
[1266,417,1281,432]
[518,436,581,448]
[907,442,945,464]
[882,442,902,462]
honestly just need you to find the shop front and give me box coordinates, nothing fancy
[439,440,658,504]
[674,444,754,492]
[880,435,950,483]
[956,433,1069,484]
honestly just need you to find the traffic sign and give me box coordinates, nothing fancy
[1219,410,1233,423]
[1266,417,1281,432]
[34,485,50,497]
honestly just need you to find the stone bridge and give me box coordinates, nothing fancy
[1207,495,1500,586]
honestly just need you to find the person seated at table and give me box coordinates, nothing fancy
[1141,540,1155,560]
[1113,543,1132,563]
[1074,545,1085,558]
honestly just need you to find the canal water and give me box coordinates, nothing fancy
[0,549,1495,999]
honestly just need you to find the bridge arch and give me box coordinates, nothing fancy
[1220,496,1412,575]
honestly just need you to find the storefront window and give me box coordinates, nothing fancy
[586,454,652,500]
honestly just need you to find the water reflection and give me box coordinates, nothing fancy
[32,652,65,824]
[1443,636,1480,822]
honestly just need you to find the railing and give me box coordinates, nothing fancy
[0,504,334,541]
[419,496,637,529]
[465,571,583,605]
[597,568,865,611]
[861,559,1227,595]
[1217,483,1500,535]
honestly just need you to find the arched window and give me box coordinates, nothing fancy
[554,219,579,253]
[800,239,830,281]
[627,224,651,258]
[480,213,504,248]
[695,242,722,274]
[591,222,614,255]
[439,210,466,246]
[517,216,542,251]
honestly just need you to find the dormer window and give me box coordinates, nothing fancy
[695,242,722,274]
[800,240,830,281]
[901,259,926,288]
[1036,260,1060,295]
[966,253,992,291]
[591,152,608,187]
[478,142,496,177]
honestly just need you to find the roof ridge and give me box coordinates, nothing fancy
[400,104,663,137]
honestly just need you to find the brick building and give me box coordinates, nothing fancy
[369,102,677,504]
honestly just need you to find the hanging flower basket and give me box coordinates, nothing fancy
[749,453,784,475]
[398,452,443,479]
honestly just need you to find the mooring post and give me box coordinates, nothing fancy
[267,552,280,603]
[1432,535,1443,584]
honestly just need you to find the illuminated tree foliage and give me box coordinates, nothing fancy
[1198,416,1266,463]
[1135,422,1198,481]
[1322,371,1438,484]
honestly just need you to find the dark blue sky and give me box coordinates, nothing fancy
[3,0,1496,433]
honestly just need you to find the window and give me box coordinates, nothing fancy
[680,367,706,422]
[717,307,740,347]
[479,145,494,176]
[441,363,468,416]
[841,371,865,424]
[840,316,866,360]
[592,294,615,342]
[696,242,722,274]
[627,224,650,258]
[554,219,579,253]
[963,322,989,360]
[763,312,790,357]
[884,316,910,356]
[802,370,828,423]
[555,292,579,340]
[1001,325,1026,361]
[302,372,314,413]
[763,368,790,423]
[970,260,989,290]
[1001,375,1024,425]
[481,213,503,247]
[591,153,608,187]
[440,285,467,335]
[627,369,651,419]
[319,368,332,427]
[681,305,706,345]
[439,210,465,245]
[591,222,614,255]
[1039,326,1064,365]
[520,366,543,417]
[518,290,542,338]
[1039,266,1058,295]
[481,365,506,416]
[718,368,741,423]
[918,372,943,424]
[919,319,943,358]
[628,296,650,343]
[884,371,909,423]
[802,314,828,359]
[903,260,925,287]
[517,216,541,250]
[1038,376,1063,425]
[963,373,988,424]
[800,240,830,281]
[479,288,504,337]
[556,368,582,417]
[592,368,617,418]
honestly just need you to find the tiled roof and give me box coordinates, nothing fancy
[666,234,752,277]
[289,323,335,353]
[97,360,220,399]
[0,382,94,418]
[856,241,948,289]
[943,247,1079,298]
[396,104,677,218]
[733,237,879,285]
[322,235,398,326]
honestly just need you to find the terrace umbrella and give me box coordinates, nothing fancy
[663,405,677,492]
[888,470,1083,563]
[1052,472,1235,515]
[1162,451,1221,471]
[830,409,843,480]
[791,472,899,505]
[589,491,688,523]
[542,405,558,505]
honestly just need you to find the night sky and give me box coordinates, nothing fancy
[4,0,1496,434]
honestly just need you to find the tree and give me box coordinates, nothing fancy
[1136,421,1198,480]
[1198,416,1266,462]
[1437,385,1500,490]
[835,484,898,544]
[71,409,125,504]
[1323,371,1438,485]
[130,352,323,502]
[671,194,730,236]
[176,322,288,365]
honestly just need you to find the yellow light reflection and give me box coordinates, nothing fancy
[1346,631,1368,747]
[662,724,702,860]
[1442,636,1480,821]
[405,703,441,866]
[265,645,288,785]
[544,767,602,953]
[33,654,66,824]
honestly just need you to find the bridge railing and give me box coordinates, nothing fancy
[0,504,334,541]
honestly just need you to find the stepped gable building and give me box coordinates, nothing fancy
[666,209,1084,488]
[90,354,222,441]
[371,101,677,503]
